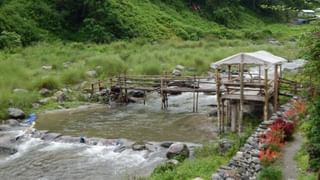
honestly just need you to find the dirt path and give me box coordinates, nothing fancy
[281,133,303,180]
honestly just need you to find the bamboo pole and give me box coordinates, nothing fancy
[222,99,225,133]
[91,83,94,95]
[273,64,279,112]
[124,74,128,103]
[264,68,269,121]
[216,68,221,134]
[239,63,244,135]
[258,65,261,83]
[144,90,146,105]
[160,77,164,109]
[228,65,231,81]
[193,75,196,113]
[196,77,200,112]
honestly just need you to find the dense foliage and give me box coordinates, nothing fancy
[305,99,320,171]
[0,0,318,48]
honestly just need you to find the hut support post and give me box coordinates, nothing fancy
[239,63,244,135]
[274,64,279,112]
[216,68,221,134]
[228,65,231,81]
[231,101,237,132]
[264,68,269,121]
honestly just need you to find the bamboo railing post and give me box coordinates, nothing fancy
[196,77,200,112]
[264,68,269,121]
[160,77,164,109]
[144,90,146,105]
[124,73,128,103]
[193,75,196,113]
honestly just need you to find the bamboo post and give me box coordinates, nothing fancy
[231,101,237,132]
[144,90,146,105]
[222,99,225,133]
[109,77,113,104]
[239,63,244,135]
[273,64,279,112]
[160,77,164,109]
[258,65,261,83]
[124,73,128,103]
[228,65,231,81]
[196,77,200,112]
[91,83,94,95]
[216,68,221,134]
[264,68,269,121]
[193,75,196,113]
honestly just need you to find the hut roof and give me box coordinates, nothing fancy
[210,51,287,69]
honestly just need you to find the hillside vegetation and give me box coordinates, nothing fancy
[0,0,318,119]
[0,0,317,48]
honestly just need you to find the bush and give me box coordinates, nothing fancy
[257,166,282,180]
[244,30,273,40]
[212,7,238,28]
[60,68,85,84]
[305,98,320,171]
[33,76,60,90]
[0,31,22,49]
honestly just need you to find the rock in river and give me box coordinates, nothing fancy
[132,142,146,151]
[7,108,25,120]
[166,143,190,161]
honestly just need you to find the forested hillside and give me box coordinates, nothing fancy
[0,0,318,48]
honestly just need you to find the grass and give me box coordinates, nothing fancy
[149,116,260,179]
[294,142,318,180]
[257,165,282,180]
[0,23,314,119]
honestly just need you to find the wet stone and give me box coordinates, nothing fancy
[41,133,62,141]
[113,145,126,153]
[160,142,173,148]
[132,142,146,151]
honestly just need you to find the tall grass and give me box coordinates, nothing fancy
[0,24,311,119]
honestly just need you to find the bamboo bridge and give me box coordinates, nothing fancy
[88,51,304,134]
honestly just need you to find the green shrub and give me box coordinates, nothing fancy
[304,98,320,171]
[60,68,85,84]
[212,7,238,28]
[33,76,60,90]
[0,31,22,49]
[139,62,162,75]
[244,29,273,40]
[257,166,282,180]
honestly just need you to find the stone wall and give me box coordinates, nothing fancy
[212,102,293,180]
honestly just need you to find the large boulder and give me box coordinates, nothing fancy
[0,146,18,156]
[166,143,190,161]
[175,65,185,71]
[7,108,25,119]
[39,88,51,96]
[172,69,181,76]
[132,142,146,151]
[54,91,66,103]
[218,139,234,154]
[86,70,97,78]
[6,119,20,126]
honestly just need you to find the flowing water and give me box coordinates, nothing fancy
[0,90,217,180]
[36,92,217,143]
[0,60,305,180]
